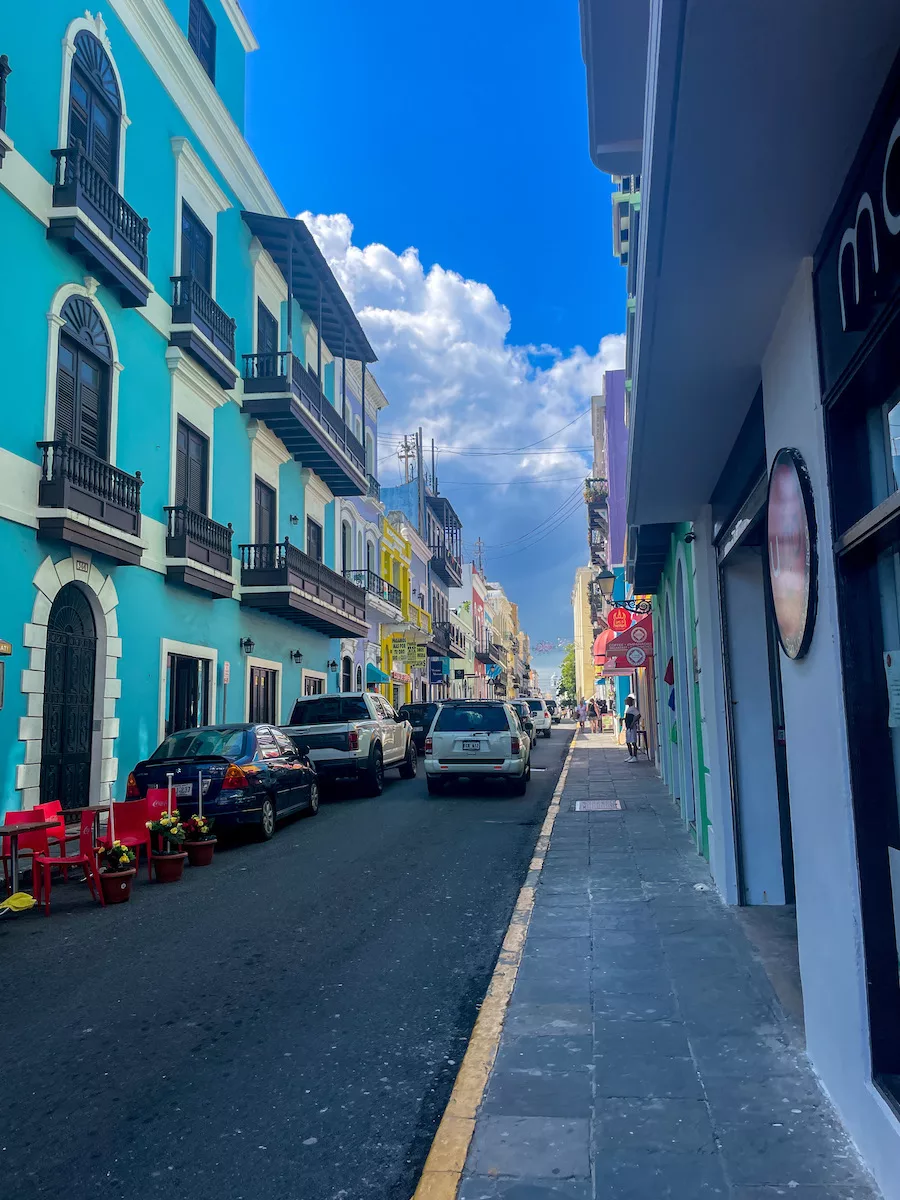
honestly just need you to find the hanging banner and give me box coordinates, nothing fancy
[406,644,427,669]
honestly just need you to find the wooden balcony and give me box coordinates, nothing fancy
[343,568,402,611]
[242,351,367,497]
[436,620,467,659]
[48,145,150,308]
[164,504,234,599]
[427,622,451,658]
[239,539,367,637]
[36,437,143,565]
[170,276,238,390]
[429,542,463,588]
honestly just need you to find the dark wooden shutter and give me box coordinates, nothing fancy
[307,518,322,563]
[175,421,188,505]
[182,203,213,292]
[90,100,115,181]
[55,343,77,443]
[188,0,216,82]
[255,478,275,544]
[176,420,208,512]
[257,301,278,356]
[77,358,106,457]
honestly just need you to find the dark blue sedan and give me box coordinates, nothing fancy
[126,724,319,839]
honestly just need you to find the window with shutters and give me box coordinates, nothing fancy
[55,297,112,460]
[181,202,213,294]
[307,518,323,563]
[254,478,276,544]
[175,419,209,514]
[188,0,217,82]
[341,656,352,693]
[68,32,121,185]
[249,667,277,724]
[257,301,278,359]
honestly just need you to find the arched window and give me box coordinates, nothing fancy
[356,664,363,691]
[57,296,113,459]
[69,32,121,184]
[341,520,352,574]
[366,539,375,573]
[341,655,352,693]
[357,530,363,570]
[355,415,363,445]
[365,431,375,475]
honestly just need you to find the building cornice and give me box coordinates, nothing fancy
[172,136,232,214]
[109,0,282,216]
[221,0,259,52]
[248,419,291,466]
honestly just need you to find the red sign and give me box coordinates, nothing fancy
[606,615,654,655]
[607,608,631,633]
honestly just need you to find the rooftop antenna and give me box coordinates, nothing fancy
[431,438,437,493]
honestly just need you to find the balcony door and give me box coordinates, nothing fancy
[254,478,276,544]
[181,202,212,292]
[307,518,323,563]
[166,653,210,736]
[56,298,112,460]
[175,419,208,514]
[68,32,121,184]
[257,300,278,368]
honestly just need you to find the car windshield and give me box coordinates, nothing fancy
[400,705,436,723]
[527,700,544,713]
[150,728,247,761]
[289,697,371,724]
[435,705,510,733]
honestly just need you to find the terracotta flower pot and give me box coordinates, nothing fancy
[186,838,216,867]
[151,851,188,884]
[99,868,135,905]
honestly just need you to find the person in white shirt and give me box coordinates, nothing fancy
[624,696,641,762]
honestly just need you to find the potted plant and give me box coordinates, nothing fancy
[184,814,216,867]
[146,811,188,883]
[97,840,136,904]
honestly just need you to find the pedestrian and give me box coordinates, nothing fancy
[575,699,587,730]
[624,694,641,762]
[588,696,600,734]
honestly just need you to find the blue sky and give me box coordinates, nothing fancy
[241,0,625,671]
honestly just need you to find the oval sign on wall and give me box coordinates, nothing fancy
[766,447,818,659]
[607,608,631,633]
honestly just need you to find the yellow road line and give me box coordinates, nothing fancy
[411,734,579,1200]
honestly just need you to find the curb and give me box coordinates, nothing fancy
[411,733,580,1200]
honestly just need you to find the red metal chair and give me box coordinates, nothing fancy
[1,809,52,896]
[101,800,152,880]
[33,810,104,916]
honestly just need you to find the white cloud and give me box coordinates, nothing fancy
[299,212,624,483]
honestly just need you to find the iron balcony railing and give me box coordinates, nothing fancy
[171,275,236,362]
[343,568,401,609]
[240,539,366,607]
[38,436,142,515]
[51,144,149,264]
[241,351,366,474]
[435,620,467,657]
[164,504,233,559]
[366,474,380,502]
[429,541,463,582]
[0,54,10,136]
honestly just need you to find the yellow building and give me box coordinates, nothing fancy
[572,566,595,702]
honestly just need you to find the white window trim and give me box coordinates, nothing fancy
[172,136,231,297]
[250,239,287,353]
[248,420,290,541]
[244,655,282,724]
[158,637,218,745]
[165,345,227,508]
[58,14,130,191]
[301,668,327,696]
[45,281,123,466]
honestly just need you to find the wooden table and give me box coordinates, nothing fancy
[0,820,58,895]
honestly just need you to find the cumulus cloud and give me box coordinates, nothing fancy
[300,211,624,646]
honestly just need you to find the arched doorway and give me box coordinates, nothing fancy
[40,584,97,810]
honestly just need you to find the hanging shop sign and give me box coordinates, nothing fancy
[607,607,631,633]
[429,657,448,685]
[405,644,427,669]
[766,447,818,660]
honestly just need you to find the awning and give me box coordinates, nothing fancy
[604,614,654,671]
[366,663,390,684]
[593,629,616,665]
[242,212,376,364]
[391,671,411,684]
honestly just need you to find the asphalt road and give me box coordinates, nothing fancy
[0,725,572,1200]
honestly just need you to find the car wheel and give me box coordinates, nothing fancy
[304,780,320,817]
[525,759,532,782]
[544,728,552,738]
[398,740,418,779]
[426,776,444,796]
[258,795,276,840]
[363,743,384,796]
[509,773,528,796]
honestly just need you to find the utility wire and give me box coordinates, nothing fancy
[465,484,584,552]
[440,475,584,486]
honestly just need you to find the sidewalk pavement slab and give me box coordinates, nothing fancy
[458,730,881,1200]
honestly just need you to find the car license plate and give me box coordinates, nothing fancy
[413,725,423,732]
[174,783,193,797]
[462,740,482,752]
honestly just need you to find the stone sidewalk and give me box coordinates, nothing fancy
[457,731,880,1200]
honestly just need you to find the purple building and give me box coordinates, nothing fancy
[602,368,627,567]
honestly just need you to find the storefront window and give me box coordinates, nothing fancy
[867,388,900,506]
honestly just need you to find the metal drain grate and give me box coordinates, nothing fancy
[574,799,622,811]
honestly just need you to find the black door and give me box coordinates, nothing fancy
[40,585,96,811]
[257,300,279,374]
[175,419,208,514]
[56,337,109,458]
[255,478,276,544]
[307,517,323,563]
[249,665,277,723]
[167,654,209,736]
[181,202,213,292]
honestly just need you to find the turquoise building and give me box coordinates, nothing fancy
[0,2,383,813]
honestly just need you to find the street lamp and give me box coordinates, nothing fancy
[596,569,616,600]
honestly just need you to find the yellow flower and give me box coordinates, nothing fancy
[145,821,153,829]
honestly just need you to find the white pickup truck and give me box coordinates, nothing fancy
[282,691,417,796]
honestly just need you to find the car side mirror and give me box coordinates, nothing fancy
[293,741,309,758]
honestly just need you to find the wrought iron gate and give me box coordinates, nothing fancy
[40,584,97,810]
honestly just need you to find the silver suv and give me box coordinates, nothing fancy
[424,701,531,796]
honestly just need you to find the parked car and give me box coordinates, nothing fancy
[424,700,531,796]
[398,701,441,751]
[545,699,561,725]
[526,698,553,737]
[282,692,416,796]
[126,723,318,841]
[508,698,536,741]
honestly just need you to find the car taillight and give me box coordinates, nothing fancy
[511,737,520,755]
[126,771,141,799]
[348,730,359,751]
[222,764,249,790]
[424,736,433,755]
